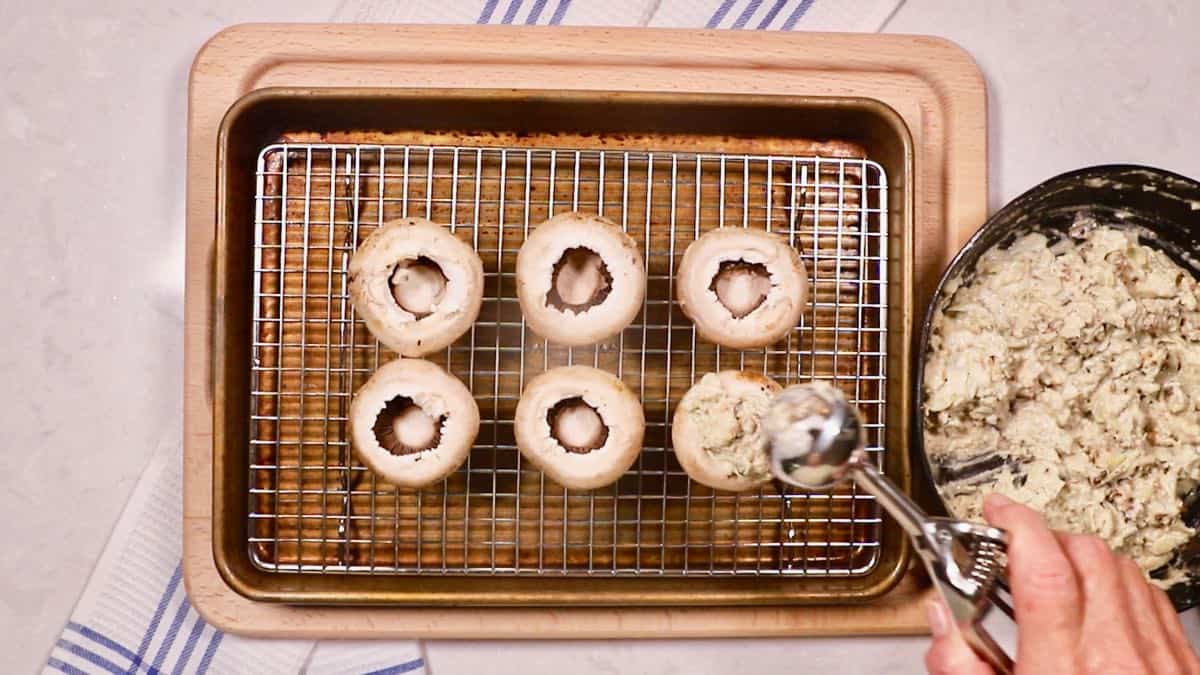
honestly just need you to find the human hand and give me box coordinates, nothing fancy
[924,494,1200,675]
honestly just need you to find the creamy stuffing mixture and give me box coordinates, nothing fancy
[677,373,774,483]
[924,225,1200,575]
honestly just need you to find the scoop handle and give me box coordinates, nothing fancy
[851,460,928,540]
[964,595,1017,674]
[969,576,1017,672]
[852,462,1016,674]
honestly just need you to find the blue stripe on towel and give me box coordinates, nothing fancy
[732,0,763,28]
[362,658,426,675]
[170,616,207,675]
[756,0,788,29]
[45,657,89,675]
[525,0,548,24]
[549,0,571,24]
[55,638,125,675]
[65,622,142,666]
[706,0,737,28]
[195,631,224,675]
[781,0,815,30]
[135,563,182,670]
[149,599,191,673]
[477,0,500,23]
[501,0,524,23]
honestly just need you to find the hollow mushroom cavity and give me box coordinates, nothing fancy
[710,260,772,318]
[390,256,448,318]
[372,395,444,455]
[547,396,609,453]
[547,247,613,312]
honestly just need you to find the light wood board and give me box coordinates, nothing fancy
[184,24,987,638]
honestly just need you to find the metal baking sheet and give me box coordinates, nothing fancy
[213,88,914,605]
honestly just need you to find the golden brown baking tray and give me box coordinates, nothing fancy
[213,87,913,605]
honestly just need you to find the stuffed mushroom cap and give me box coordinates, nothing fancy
[672,370,782,492]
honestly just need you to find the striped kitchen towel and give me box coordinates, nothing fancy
[335,0,904,32]
[42,446,425,675]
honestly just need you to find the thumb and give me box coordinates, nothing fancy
[924,599,994,675]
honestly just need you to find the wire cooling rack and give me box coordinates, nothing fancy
[247,143,889,576]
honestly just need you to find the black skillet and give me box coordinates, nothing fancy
[911,165,1200,611]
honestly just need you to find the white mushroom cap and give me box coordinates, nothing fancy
[516,212,646,346]
[349,218,484,357]
[671,370,782,492]
[514,365,645,490]
[349,358,480,488]
[676,228,808,349]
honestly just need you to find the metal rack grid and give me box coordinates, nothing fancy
[247,143,890,577]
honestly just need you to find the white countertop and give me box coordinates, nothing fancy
[2,1,1198,673]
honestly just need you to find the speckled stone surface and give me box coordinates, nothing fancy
[2,1,1198,673]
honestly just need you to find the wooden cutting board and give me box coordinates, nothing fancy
[184,24,986,638]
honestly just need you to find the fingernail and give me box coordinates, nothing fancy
[984,493,1014,509]
[926,599,950,638]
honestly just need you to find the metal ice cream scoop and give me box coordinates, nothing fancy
[764,383,1016,674]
